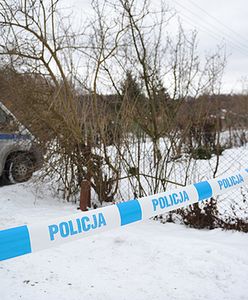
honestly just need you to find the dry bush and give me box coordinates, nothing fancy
[0,0,230,209]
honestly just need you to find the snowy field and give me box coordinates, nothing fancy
[1,180,248,300]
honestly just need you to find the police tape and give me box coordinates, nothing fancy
[1,168,248,261]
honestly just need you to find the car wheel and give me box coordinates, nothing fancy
[5,153,34,183]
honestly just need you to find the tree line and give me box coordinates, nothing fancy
[0,0,246,205]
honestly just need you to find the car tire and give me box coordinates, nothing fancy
[5,153,35,183]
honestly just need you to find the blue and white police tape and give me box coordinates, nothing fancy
[1,168,248,261]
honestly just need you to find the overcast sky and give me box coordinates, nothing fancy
[71,0,248,93]
[168,0,248,93]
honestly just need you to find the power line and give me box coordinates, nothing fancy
[186,0,248,45]
[174,0,248,53]
[177,11,248,57]
[173,0,248,55]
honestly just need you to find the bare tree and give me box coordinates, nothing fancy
[0,0,227,204]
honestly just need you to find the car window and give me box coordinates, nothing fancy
[0,107,8,124]
[0,107,18,132]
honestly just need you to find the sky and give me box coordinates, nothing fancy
[167,0,248,93]
[70,0,248,94]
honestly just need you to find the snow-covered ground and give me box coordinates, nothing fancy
[1,180,248,300]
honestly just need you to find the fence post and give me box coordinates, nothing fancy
[79,179,91,211]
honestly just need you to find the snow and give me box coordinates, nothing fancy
[1,180,248,300]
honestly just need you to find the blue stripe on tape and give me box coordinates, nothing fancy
[117,200,142,226]
[194,181,213,201]
[0,225,31,261]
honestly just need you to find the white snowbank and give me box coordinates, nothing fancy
[0,180,248,300]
